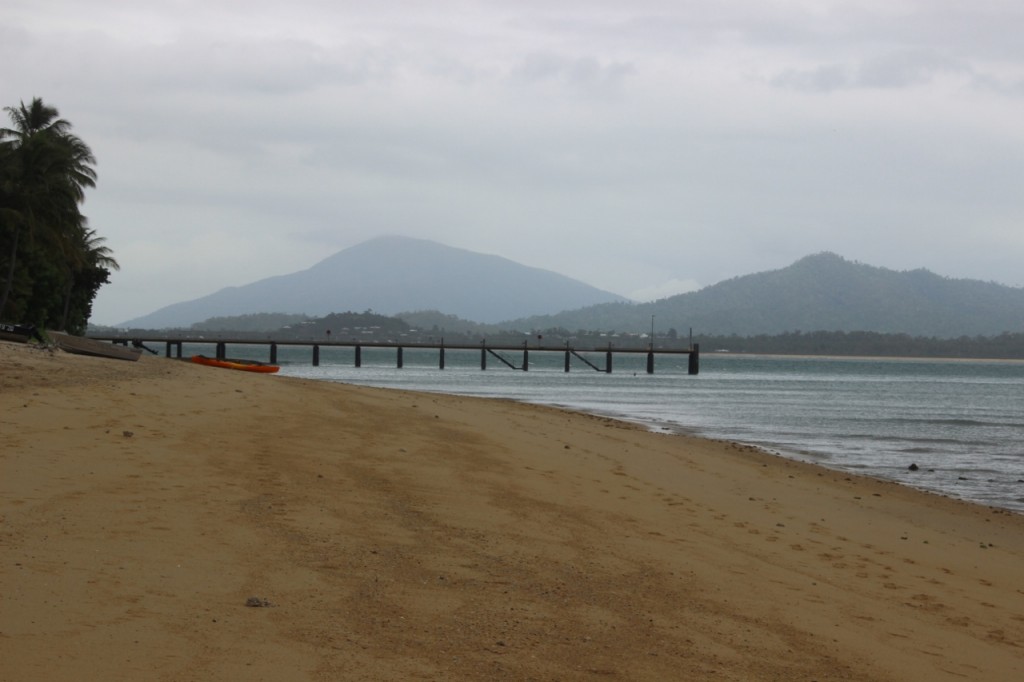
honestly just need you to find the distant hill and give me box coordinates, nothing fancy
[120,245,1024,337]
[507,253,1024,338]
[119,236,629,329]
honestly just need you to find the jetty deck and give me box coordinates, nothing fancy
[88,336,700,374]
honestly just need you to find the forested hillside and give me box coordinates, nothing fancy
[508,253,1024,338]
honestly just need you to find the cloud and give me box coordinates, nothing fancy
[771,49,972,92]
[508,52,636,96]
[857,49,970,88]
[770,63,851,92]
[6,1,1024,326]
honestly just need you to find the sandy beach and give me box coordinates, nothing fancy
[1,341,1022,681]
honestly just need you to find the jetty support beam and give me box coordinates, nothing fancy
[397,346,403,368]
[216,342,226,360]
[688,344,700,375]
[646,351,654,374]
[486,348,518,370]
[312,344,320,367]
[606,350,613,374]
[355,345,361,367]
[269,343,277,365]
[569,350,603,372]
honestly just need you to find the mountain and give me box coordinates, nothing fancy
[506,253,1024,338]
[119,236,629,329]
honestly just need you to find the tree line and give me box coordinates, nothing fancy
[693,330,1024,359]
[1,98,116,334]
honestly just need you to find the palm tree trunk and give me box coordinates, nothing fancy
[0,226,19,319]
[60,276,74,331]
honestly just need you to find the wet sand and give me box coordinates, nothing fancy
[1,341,1022,681]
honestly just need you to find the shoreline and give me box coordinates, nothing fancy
[705,351,1024,363]
[554,402,1024,518]
[2,343,1024,680]
[295,364,1024,516]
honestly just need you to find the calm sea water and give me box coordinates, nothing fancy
[234,345,1024,512]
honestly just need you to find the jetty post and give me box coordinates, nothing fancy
[688,344,700,375]
[355,345,362,367]
[165,340,183,359]
[269,343,278,364]
[647,315,656,374]
[397,346,404,368]
[312,344,320,367]
[439,340,445,370]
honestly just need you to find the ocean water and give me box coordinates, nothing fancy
[246,346,1024,513]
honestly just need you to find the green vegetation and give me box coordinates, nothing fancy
[396,309,488,335]
[190,312,311,333]
[693,330,1024,359]
[1,98,114,334]
[107,310,414,341]
[273,311,412,340]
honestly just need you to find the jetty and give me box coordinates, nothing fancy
[88,336,700,374]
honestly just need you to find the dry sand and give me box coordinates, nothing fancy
[1,341,1022,681]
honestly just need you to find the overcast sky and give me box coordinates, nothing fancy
[5,0,1024,325]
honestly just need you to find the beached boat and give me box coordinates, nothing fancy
[0,322,43,344]
[190,355,280,373]
[49,331,143,361]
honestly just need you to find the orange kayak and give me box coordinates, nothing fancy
[190,355,280,373]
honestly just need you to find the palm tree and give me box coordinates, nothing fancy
[0,98,97,321]
[59,223,119,331]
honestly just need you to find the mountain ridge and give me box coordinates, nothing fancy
[117,239,1024,338]
[504,252,1024,338]
[119,236,629,328]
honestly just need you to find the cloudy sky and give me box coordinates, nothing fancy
[5,1,1024,325]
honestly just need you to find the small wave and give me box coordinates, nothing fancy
[885,417,1023,428]
[839,433,991,447]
